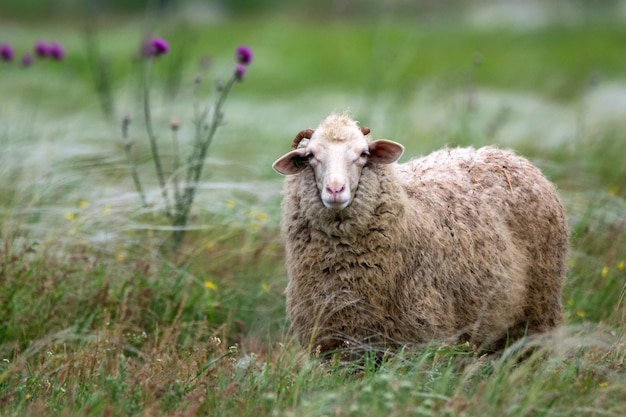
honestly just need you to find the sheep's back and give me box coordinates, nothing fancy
[394,146,568,345]
[397,146,567,252]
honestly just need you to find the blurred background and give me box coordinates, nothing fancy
[1,0,624,21]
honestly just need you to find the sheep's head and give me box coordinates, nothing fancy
[272,114,404,210]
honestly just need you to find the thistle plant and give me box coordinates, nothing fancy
[123,40,253,251]
[1,43,14,62]
[0,40,65,67]
[34,40,66,60]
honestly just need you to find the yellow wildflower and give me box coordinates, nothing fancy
[608,186,619,196]
[601,267,609,278]
[261,283,269,293]
[102,205,112,216]
[65,212,77,221]
[206,241,216,252]
[576,309,586,318]
[618,261,626,271]
[249,210,268,222]
[78,199,89,209]
[115,251,127,262]
[225,199,236,209]
[204,281,217,290]
[25,393,32,400]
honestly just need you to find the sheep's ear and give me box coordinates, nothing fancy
[368,139,404,164]
[272,149,308,175]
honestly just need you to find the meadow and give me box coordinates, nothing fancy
[1,9,626,416]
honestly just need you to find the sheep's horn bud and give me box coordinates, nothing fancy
[360,127,371,136]
[291,129,314,150]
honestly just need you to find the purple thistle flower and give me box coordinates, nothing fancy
[21,53,33,67]
[0,43,14,62]
[34,40,49,58]
[235,46,252,66]
[144,38,169,57]
[234,64,246,82]
[48,42,65,60]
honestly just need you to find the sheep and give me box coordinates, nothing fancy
[272,113,569,357]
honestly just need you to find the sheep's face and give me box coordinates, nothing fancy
[273,116,404,210]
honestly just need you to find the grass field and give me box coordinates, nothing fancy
[1,9,626,416]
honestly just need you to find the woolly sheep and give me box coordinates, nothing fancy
[272,113,569,356]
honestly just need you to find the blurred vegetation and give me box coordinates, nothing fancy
[3,17,626,104]
[1,2,626,416]
[1,0,625,19]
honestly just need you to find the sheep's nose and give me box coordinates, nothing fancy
[325,184,345,196]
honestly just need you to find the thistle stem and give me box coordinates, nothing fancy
[170,120,181,207]
[183,77,235,215]
[121,117,148,207]
[171,76,237,250]
[143,58,172,218]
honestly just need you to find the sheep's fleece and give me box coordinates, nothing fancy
[272,114,569,356]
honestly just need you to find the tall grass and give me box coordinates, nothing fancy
[1,13,626,416]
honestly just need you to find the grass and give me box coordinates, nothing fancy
[1,10,626,416]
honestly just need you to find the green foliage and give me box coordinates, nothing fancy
[2,11,626,417]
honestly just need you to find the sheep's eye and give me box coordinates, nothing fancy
[361,151,370,158]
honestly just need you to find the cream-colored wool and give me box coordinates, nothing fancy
[272,114,569,356]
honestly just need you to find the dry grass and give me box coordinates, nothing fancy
[2,12,626,416]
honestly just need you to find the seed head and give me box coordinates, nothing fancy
[49,42,65,60]
[21,53,33,67]
[145,38,169,57]
[121,114,131,140]
[34,41,49,58]
[235,46,253,66]
[1,43,14,62]
[170,117,180,131]
[234,64,246,82]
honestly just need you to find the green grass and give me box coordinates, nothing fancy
[1,10,626,416]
